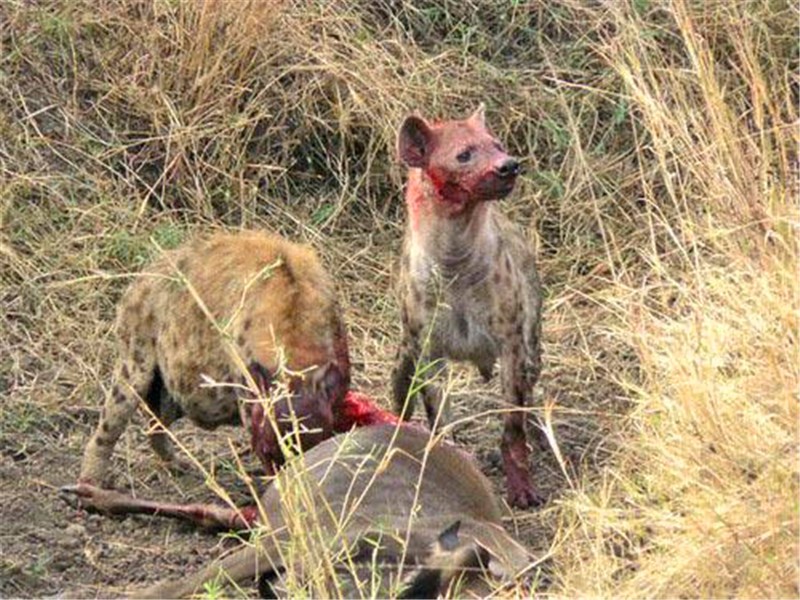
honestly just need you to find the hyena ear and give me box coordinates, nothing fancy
[468,102,486,127]
[248,362,274,395]
[397,115,433,168]
[313,362,345,399]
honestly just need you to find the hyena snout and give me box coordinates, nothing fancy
[478,156,521,199]
[495,157,521,179]
[249,364,343,472]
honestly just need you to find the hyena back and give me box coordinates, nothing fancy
[391,105,544,508]
[79,231,350,485]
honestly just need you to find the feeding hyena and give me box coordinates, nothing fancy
[391,105,545,508]
[74,230,396,506]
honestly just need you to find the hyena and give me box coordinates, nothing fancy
[77,230,394,494]
[88,425,531,599]
[391,106,544,508]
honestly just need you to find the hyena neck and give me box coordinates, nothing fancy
[405,169,498,284]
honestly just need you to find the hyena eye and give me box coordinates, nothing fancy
[456,149,473,163]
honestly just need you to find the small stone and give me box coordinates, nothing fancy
[51,556,73,571]
[85,514,103,532]
[485,449,502,469]
[57,536,81,550]
[65,523,87,539]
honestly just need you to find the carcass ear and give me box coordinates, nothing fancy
[437,520,462,551]
[248,362,273,395]
[468,102,486,127]
[488,558,508,579]
[258,570,281,599]
[397,115,433,168]
[398,567,442,600]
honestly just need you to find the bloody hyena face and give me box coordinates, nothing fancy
[397,105,521,208]
[249,362,342,471]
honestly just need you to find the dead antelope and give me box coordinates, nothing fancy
[79,424,533,598]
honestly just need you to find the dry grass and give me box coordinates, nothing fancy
[1,0,797,598]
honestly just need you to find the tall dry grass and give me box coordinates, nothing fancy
[1,0,797,597]
[545,2,798,597]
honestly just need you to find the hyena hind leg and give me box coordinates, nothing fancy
[144,367,185,467]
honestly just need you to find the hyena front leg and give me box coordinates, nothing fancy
[499,343,543,509]
[392,335,450,430]
[392,335,422,422]
[421,358,449,431]
[79,358,157,486]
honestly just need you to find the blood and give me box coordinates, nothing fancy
[407,171,465,229]
[334,389,401,431]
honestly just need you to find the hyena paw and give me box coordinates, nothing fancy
[506,475,545,509]
[162,455,194,475]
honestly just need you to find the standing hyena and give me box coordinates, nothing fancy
[391,105,544,508]
[78,231,381,491]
